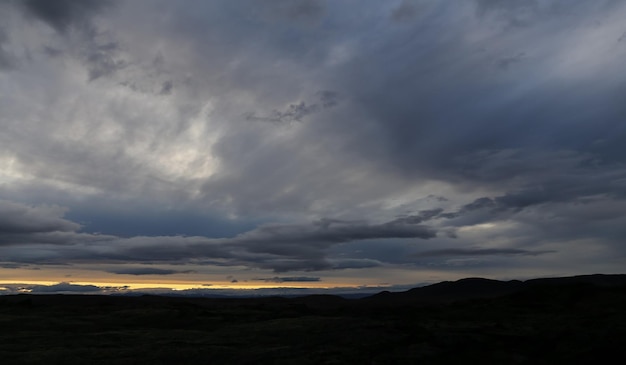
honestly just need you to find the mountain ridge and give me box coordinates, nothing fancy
[362,273,626,305]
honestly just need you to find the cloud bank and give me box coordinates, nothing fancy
[0,0,625,284]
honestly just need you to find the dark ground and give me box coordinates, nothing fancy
[1,274,625,364]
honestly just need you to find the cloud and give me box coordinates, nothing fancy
[260,0,325,23]
[496,52,525,69]
[437,150,626,228]
[0,27,15,71]
[223,219,435,271]
[390,0,419,23]
[414,248,555,258]
[245,91,340,124]
[105,267,193,276]
[159,80,173,95]
[386,209,444,226]
[0,199,436,272]
[1,0,626,282]
[15,0,125,81]
[19,0,113,33]
[328,258,382,270]
[254,276,320,283]
[0,262,28,269]
[0,200,80,236]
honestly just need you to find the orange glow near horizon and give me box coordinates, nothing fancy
[0,279,373,291]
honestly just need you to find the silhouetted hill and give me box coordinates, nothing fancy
[524,273,626,287]
[366,277,524,304]
[1,274,625,364]
[362,274,626,306]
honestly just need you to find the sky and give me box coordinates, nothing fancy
[1,0,626,295]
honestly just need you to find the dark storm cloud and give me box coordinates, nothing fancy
[0,200,436,272]
[42,46,64,58]
[254,276,320,283]
[106,267,192,276]
[0,200,80,235]
[20,0,112,33]
[2,0,626,280]
[16,0,125,80]
[235,219,436,248]
[328,258,382,270]
[209,219,434,271]
[225,219,435,266]
[83,40,126,81]
[438,151,626,227]
[159,80,173,95]
[318,1,626,197]
[0,262,28,269]
[245,91,340,124]
[414,248,555,258]
[474,0,539,25]
[386,209,444,226]
[495,52,525,70]
[390,0,419,23]
[0,27,15,70]
[259,0,325,23]
[280,0,323,20]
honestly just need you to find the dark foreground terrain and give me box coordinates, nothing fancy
[1,274,625,364]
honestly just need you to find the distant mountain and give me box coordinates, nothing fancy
[362,274,626,306]
[524,274,626,287]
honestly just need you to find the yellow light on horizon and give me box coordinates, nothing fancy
[0,279,362,292]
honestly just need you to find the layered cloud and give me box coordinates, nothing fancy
[0,1,625,283]
[0,201,436,273]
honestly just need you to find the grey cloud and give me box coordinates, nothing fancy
[327,1,626,197]
[104,219,428,273]
[221,219,435,271]
[390,1,419,23]
[84,40,126,81]
[0,28,15,70]
[246,91,339,124]
[159,80,173,95]
[317,90,339,108]
[440,152,626,226]
[16,0,125,81]
[233,219,436,251]
[474,0,540,28]
[313,218,365,229]
[245,102,319,124]
[0,200,80,235]
[0,200,436,272]
[2,0,626,281]
[328,258,382,270]
[496,52,525,69]
[414,248,555,258]
[387,209,444,225]
[254,276,320,283]
[20,0,112,34]
[42,46,64,58]
[0,262,28,269]
[106,267,192,276]
[261,0,325,22]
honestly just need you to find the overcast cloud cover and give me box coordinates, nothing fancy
[1,0,626,291]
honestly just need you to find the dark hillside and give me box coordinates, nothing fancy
[1,275,625,364]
